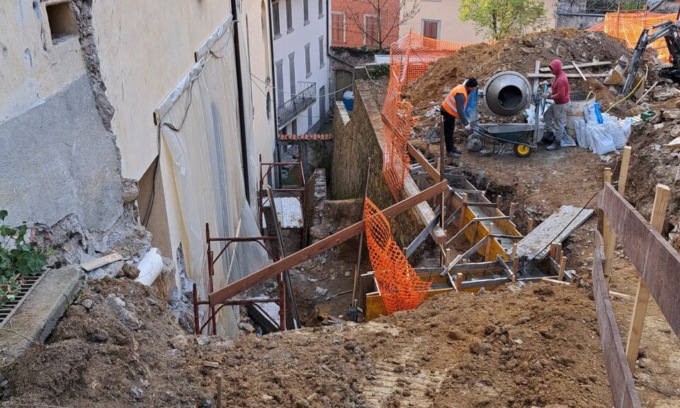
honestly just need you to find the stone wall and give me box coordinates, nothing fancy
[330,80,424,247]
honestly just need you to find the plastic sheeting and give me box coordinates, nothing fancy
[155,16,268,336]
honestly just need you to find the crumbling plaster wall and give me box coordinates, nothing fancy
[0,1,122,231]
[330,80,422,247]
[0,1,85,123]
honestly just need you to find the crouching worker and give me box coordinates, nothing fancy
[542,59,575,150]
[441,78,478,158]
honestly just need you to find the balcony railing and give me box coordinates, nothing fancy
[278,81,316,127]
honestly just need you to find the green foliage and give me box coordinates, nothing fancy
[0,210,46,305]
[459,0,547,41]
[370,63,390,78]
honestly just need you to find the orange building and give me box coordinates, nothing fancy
[330,0,401,48]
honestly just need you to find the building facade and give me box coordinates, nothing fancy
[0,0,277,336]
[330,0,401,49]
[400,0,558,43]
[271,0,332,134]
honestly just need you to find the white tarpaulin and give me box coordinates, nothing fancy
[156,17,268,336]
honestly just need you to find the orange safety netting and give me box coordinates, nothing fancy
[382,33,467,198]
[589,10,678,62]
[364,197,432,314]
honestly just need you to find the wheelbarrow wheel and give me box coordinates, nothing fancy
[514,144,531,158]
[466,136,484,152]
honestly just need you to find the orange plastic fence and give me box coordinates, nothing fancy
[382,33,467,198]
[363,197,432,314]
[590,11,678,62]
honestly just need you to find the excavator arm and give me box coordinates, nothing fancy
[623,20,680,95]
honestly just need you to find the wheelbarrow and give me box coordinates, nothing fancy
[466,122,543,158]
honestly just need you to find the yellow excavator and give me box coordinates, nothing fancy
[623,20,680,94]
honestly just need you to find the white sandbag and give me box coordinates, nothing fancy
[587,123,617,155]
[583,102,599,124]
[574,118,589,149]
[621,117,633,139]
[603,115,626,150]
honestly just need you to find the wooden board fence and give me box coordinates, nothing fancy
[593,231,642,408]
[600,184,680,337]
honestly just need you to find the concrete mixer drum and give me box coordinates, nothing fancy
[483,71,532,117]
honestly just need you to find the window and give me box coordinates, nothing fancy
[286,0,293,32]
[304,0,309,24]
[288,53,296,96]
[422,19,440,40]
[318,0,324,18]
[308,107,313,129]
[292,119,297,135]
[364,15,379,47]
[305,44,311,77]
[46,1,78,45]
[275,60,284,105]
[319,36,325,68]
[272,1,281,37]
[331,12,345,44]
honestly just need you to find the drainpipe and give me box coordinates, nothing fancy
[267,0,282,187]
[231,0,251,202]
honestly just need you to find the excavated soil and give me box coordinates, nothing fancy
[3,277,613,408]
[3,28,680,407]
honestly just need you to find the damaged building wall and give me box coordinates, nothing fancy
[330,81,423,247]
[79,1,275,335]
[0,1,122,231]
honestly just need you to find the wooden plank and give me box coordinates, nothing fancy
[625,184,670,370]
[593,231,643,408]
[403,177,447,244]
[572,61,587,81]
[407,142,438,181]
[450,261,500,272]
[365,287,453,321]
[405,206,441,259]
[209,181,448,306]
[81,252,123,272]
[527,73,609,79]
[539,61,612,72]
[617,147,632,195]
[601,184,680,337]
[603,168,615,284]
[516,205,594,261]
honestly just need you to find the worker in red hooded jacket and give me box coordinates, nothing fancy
[541,59,572,150]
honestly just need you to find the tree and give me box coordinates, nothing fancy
[459,0,546,41]
[341,0,420,49]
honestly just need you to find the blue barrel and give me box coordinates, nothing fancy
[343,91,354,111]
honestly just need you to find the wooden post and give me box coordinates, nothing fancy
[618,146,632,195]
[511,243,518,282]
[625,184,670,370]
[603,167,616,285]
[455,273,464,290]
[509,202,516,220]
[216,374,223,408]
[495,196,502,210]
[484,223,494,261]
[459,193,468,229]
[527,218,534,233]
[558,256,567,281]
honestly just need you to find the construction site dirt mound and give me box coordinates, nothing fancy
[404,29,632,116]
[3,277,614,408]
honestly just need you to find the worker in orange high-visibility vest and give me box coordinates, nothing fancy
[440,78,478,158]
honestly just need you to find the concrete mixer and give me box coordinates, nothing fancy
[466,71,543,158]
